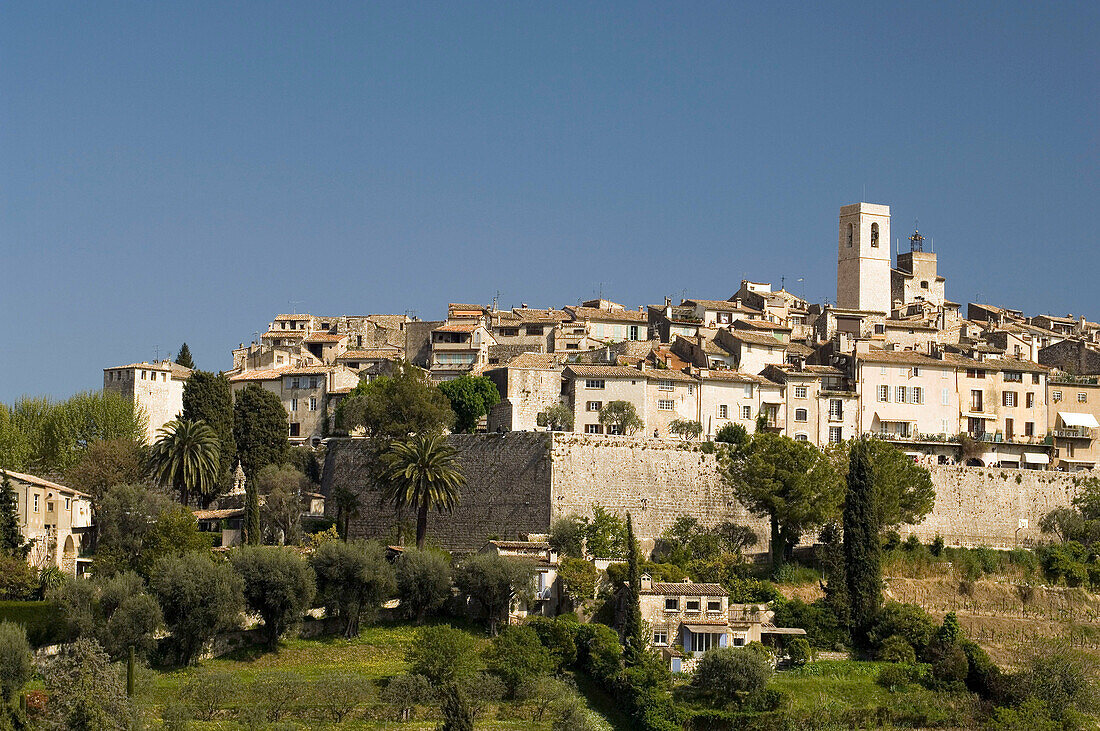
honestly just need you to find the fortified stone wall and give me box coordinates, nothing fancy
[322,433,553,551]
[900,465,1095,548]
[547,434,771,549]
[326,433,1097,554]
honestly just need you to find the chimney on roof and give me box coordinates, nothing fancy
[521,303,528,309]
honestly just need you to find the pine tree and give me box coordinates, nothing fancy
[0,471,28,557]
[622,512,644,665]
[244,479,261,546]
[175,343,195,369]
[843,439,881,651]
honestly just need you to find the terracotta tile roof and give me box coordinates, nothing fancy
[228,366,292,382]
[1,470,89,498]
[488,540,551,550]
[565,306,648,324]
[263,330,305,338]
[786,343,814,357]
[284,365,334,376]
[192,508,244,520]
[646,370,696,383]
[338,349,402,360]
[702,370,777,385]
[274,314,314,321]
[563,364,644,379]
[980,358,1051,373]
[727,331,785,347]
[303,332,344,343]
[434,322,481,333]
[683,298,762,313]
[858,350,948,367]
[500,352,564,369]
[642,582,727,596]
[735,319,792,332]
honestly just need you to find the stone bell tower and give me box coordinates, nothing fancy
[836,202,891,314]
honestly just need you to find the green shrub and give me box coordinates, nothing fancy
[0,621,32,703]
[406,625,480,687]
[526,616,578,671]
[868,603,936,659]
[0,601,65,647]
[692,646,773,707]
[877,634,916,664]
[483,625,554,695]
[786,637,811,667]
[876,663,915,690]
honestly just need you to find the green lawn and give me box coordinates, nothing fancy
[768,661,983,728]
[134,620,617,730]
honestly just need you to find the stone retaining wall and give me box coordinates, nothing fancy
[326,434,1097,552]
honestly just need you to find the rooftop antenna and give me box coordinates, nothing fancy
[289,299,303,314]
[862,183,866,202]
[491,290,501,312]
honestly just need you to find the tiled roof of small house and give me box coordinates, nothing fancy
[488,540,551,550]
[645,369,696,383]
[726,331,785,347]
[1,470,89,498]
[683,298,762,314]
[501,352,564,369]
[564,306,648,323]
[227,366,293,382]
[337,348,402,360]
[642,582,727,596]
[701,370,777,385]
[303,332,344,343]
[434,322,481,333]
[563,364,643,379]
[192,508,244,520]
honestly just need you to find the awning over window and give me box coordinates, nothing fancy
[1023,452,1050,464]
[1059,412,1100,428]
[682,623,728,632]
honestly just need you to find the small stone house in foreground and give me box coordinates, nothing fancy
[638,575,805,672]
[479,539,563,620]
[4,470,93,576]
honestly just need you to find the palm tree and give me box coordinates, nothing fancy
[147,419,221,506]
[381,434,465,550]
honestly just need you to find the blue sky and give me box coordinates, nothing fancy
[1,2,1097,401]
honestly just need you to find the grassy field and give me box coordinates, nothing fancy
[131,620,615,730]
[769,661,983,728]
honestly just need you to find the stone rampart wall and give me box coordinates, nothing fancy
[900,465,1095,548]
[547,434,771,549]
[326,433,1097,553]
[322,433,553,551]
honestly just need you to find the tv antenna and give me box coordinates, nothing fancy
[289,299,303,314]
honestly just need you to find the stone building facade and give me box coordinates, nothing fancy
[103,360,191,442]
[4,470,93,576]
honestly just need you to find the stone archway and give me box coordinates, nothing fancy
[61,535,77,576]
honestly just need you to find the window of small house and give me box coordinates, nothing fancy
[653,631,668,645]
[686,599,700,612]
[707,600,722,612]
[664,598,679,611]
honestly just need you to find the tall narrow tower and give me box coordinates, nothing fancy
[836,202,891,314]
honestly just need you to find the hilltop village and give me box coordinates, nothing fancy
[6,201,1100,729]
[108,202,1100,471]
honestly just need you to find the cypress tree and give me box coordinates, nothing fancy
[175,343,195,369]
[0,471,28,557]
[622,512,644,664]
[244,479,261,546]
[844,439,881,651]
[182,371,237,501]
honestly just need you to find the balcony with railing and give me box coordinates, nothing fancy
[1054,427,1093,440]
